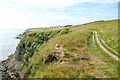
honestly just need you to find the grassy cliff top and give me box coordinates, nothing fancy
[16,19,118,78]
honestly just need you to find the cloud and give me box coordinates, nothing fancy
[94,0,119,3]
[0,7,28,28]
[34,14,74,20]
[0,0,118,28]
[11,0,93,8]
[0,6,74,28]
[6,0,119,8]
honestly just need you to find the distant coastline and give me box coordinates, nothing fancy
[15,34,22,39]
[0,28,25,60]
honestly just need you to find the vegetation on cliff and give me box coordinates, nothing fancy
[10,19,119,78]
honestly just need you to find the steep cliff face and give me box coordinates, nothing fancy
[14,30,62,77]
[15,30,60,62]
[1,29,62,79]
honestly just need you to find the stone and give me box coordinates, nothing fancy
[45,53,58,64]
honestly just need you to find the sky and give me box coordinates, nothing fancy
[0,0,119,29]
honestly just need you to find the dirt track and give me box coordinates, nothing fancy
[93,31,119,62]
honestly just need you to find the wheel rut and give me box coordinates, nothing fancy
[93,31,119,62]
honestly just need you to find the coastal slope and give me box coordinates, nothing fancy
[1,19,119,79]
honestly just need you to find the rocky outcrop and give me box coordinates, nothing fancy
[45,52,59,64]
[0,29,32,80]
[0,57,21,80]
[45,44,64,64]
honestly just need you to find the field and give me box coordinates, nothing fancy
[17,19,118,78]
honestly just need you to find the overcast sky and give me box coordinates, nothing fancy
[0,0,119,29]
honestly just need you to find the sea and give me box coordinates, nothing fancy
[0,28,25,61]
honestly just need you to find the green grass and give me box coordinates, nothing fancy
[98,33,119,57]
[18,19,118,78]
[89,31,118,77]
